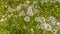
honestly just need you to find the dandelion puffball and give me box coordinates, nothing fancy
[24,16,30,22]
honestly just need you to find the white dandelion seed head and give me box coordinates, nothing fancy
[35,16,46,23]
[48,16,56,22]
[50,21,56,26]
[24,16,30,22]
[41,23,52,31]
[39,17,46,23]
[35,16,40,22]
[26,7,34,16]
[52,29,57,34]
[45,24,52,31]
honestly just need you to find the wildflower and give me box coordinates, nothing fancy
[35,16,46,23]
[35,16,40,22]
[50,22,56,25]
[48,16,56,26]
[51,29,57,34]
[39,17,46,23]
[41,23,52,31]
[26,6,34,16]
[48,16,56,22]
[24,16,30,22]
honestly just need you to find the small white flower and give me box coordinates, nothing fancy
[35,16,40,22]
[16,5,21,11]
[41,23,52,31]
[24,16,30,22]
[39,17,46,23]
[52,29,57,34]
[26,7,34,16]
[48,16,56,22]
[50,21,56,26]
[45,24,52,31]
[35,16,46,23]
[48,16,56,25]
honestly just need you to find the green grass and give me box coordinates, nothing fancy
[0,0,60,34]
